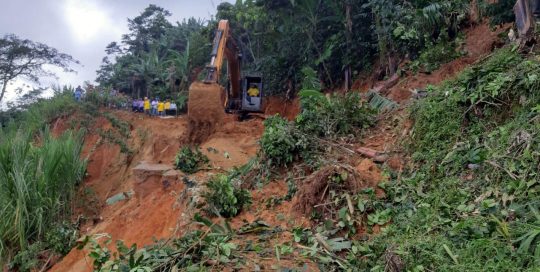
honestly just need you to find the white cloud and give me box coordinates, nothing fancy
[63,0,121,44]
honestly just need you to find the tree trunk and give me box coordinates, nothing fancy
[345,1,352,91]
[0,81,8,104]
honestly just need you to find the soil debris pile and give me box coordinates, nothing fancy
[187,82,226,144]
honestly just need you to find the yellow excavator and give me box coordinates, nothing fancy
[186,20,263,143]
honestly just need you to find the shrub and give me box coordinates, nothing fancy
[260,93,374,167]
[8,242,43,272]
[410,39,463,73]
[296,92,375,138]
[44,221,79,255]
[202,174,251,218]
[260,116,307,166]
[174,146,209,174]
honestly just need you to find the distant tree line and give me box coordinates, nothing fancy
[96,0,506,98]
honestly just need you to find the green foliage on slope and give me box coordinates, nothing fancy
[353,48,540,271]
[174,146,209,174]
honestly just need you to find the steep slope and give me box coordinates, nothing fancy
[50,113,263,271]
[50,21,505,271]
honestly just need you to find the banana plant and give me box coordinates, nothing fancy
[164,40,190,95]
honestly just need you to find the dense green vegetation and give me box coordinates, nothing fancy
[376,48,540,270]
[97,0,477,97]
[302,48,540,271]
[0,90,137,270]
[0,92,87,269]
[96,5,210,100]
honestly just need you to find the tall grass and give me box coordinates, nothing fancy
[0,90,87,265]
[0,127,86,262]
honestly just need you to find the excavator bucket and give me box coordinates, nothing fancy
[186,82,225,144]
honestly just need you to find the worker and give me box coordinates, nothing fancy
[164,99,171,115]
[247,84,260,97]
[143,97,150,115]
[151,98,158,116]
[132,99,138,112]
[170,102,177,117]
[157,100,165,116]
[138,99,144,113]
[74,85,83,102]
[247,84,260,105]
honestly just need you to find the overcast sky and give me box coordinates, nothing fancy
[0,0,230,106]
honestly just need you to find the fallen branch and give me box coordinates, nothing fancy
[486,160,518,180]
[356,147,389,162]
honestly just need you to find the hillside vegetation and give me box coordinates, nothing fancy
[74,47,540,272]
[1,0,537,271]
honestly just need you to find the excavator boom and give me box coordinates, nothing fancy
[204,20,241,100]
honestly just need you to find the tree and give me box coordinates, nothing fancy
[0,34,78,103]
[96,5,209,98]
[122,4,173,53]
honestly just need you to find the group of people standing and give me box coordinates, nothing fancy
[132,97,178,117]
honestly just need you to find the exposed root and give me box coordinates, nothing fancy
[292,165,364,216]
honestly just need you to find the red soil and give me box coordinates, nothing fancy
[50,110,264,271]
[263,96,300,121]
[387,22,508,103]
[49,20,505,272]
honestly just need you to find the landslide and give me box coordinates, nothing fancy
[50,110,263,271]
[50,21,506,272]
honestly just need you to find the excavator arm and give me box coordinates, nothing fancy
[204,20,242,101]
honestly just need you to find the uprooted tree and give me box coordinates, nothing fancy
[0,34,78,103]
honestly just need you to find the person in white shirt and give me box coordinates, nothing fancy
[169,103,177,116]
[151,98,158,116]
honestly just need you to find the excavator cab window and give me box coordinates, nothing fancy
[242,76,263,112]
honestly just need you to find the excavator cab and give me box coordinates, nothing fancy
[241,76,263,112]
[225,75,263,113]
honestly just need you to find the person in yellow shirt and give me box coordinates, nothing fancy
[164,99,171,115]
[247,84,259,105]
[247,84,259,97]
[157,100,165,116]
[143,97,150,115]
